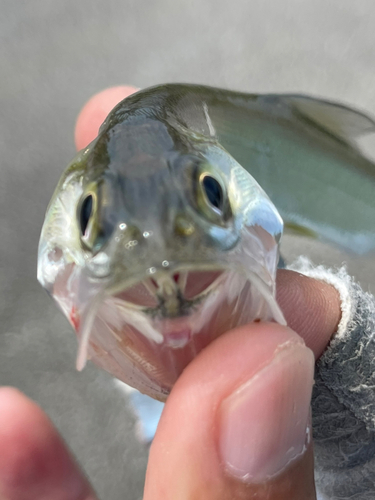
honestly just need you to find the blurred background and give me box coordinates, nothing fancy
[1,1,375,499]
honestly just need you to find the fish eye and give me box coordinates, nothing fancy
[194,165,231,225]
[201,175,223,213]
[78,181,116,253]
[79,194,93,236]
[78,190,99,252]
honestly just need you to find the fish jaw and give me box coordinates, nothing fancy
[73,266,284,401]
[38,219,284,399]
[39,253,284,400]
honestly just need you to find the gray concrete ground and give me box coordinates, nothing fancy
[1,1,375,499]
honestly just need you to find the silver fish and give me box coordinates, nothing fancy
[37,84,375,400]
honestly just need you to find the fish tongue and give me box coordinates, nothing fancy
[159,317,192,348]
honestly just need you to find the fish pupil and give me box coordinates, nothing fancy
[79,195,93,235]
[202,176,223,211]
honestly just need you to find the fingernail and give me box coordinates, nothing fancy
[219,342,314,483]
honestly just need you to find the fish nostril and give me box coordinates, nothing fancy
[175,215,195,237]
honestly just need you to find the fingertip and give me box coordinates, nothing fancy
[0,386,26,404]
[277,269,341,358]
[74,85,139,150]
[0,386,43,434]
[0,387,96,500]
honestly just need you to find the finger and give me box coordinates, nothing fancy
[144,324,316,500]
[74,86,139,150]
[0,387,97,500]
[276,269,341,358]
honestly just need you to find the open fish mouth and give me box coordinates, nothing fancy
[41,250,284,400]
[111,269,225,349]
[78,266,283,400]
[114,269,224,313]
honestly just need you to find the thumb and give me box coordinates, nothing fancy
[144,324,316,500]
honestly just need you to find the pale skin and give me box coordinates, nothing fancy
[0,87,342,500]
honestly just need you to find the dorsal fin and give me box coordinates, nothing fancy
[282,95,375,145]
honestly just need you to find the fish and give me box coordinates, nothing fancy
[37,84,375,401]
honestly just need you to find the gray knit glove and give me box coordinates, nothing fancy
[288,258,375,500]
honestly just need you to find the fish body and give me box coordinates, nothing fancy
[38,84,375,400]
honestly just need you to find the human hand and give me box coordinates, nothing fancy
[0,87,341,500]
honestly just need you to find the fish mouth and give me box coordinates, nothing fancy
[114,269,224,315]
[80,265,284,399]
[46,258,284,400]
[111,268,225,349]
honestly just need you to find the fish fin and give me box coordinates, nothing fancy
[283,95,375,144]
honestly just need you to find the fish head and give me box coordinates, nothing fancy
[38,111,284,400]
